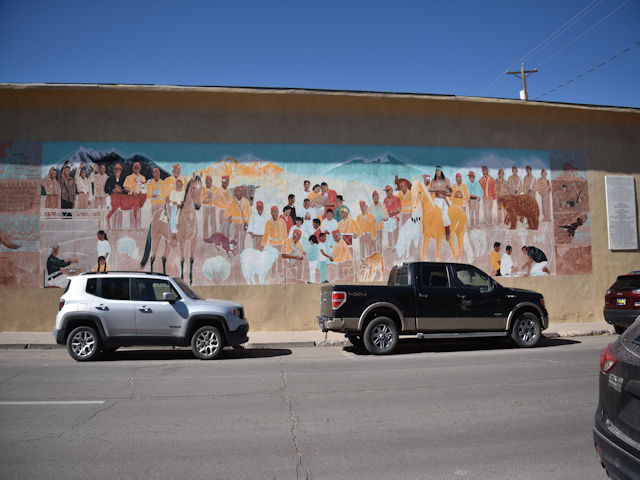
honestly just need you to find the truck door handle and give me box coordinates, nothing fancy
[137,306,151,313]
[95,304,109,311]
[419,293,429,298]
[457,294,466,300]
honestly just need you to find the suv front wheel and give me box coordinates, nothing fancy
[191,326,225,360]
[511,312,542,348]
[67,326,102,361]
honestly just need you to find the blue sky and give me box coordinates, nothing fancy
[0,0,638,108]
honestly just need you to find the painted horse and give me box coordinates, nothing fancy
[410,179,467,261]
[106,193,147,230]
[140,176,202,283]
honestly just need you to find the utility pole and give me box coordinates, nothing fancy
[506,63,537,100]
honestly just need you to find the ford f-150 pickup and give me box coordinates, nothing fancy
[318,262,548,355]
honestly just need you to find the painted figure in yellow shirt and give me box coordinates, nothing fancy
[357,201,376,259]
[146,167,165,214]
[337,209,361,246]
[451,173,470,208]
[214,175,232,235]
[397,181,413,226]
[281,229,305,281]
[262,205,287,275]
[123,161,146,228]
[490,242,501,276]
[162,163,188,200]
[330,230,353,281]
[225,186,251,251]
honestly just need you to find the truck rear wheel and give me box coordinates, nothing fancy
[363,317,398,355]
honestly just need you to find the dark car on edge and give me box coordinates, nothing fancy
[604,271,640,334]
[594,318,640,479]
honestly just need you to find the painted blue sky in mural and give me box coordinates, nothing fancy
[0,0,638,108]
[42,141,556,182]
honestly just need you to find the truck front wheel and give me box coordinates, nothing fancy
[363,317,398,355]
[511,312,542,348]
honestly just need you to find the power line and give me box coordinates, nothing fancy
[535,40,640,100]
[537,0,630,68]
[480,0,602,96]
[509,0,602,70]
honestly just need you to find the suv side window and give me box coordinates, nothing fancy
[454,265,491,291]
[99,278,130,301]
[86,278,97,296]
[133,278,179,302]
[421,265,449,288]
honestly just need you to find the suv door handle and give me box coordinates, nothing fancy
[137,306,152,313]
[418,293,429,298]
[95,304,109,311]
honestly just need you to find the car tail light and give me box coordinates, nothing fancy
[58,299,65,311]
[332,291,347,310]
[600,343,618,374]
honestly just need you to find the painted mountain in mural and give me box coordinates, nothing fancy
[323,155,425,188]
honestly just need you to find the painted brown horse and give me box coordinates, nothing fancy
[140,176,202,283]
[107,193,147,230]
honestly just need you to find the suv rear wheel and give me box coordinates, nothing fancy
[67,326,102,361]
[511,312,542,348]
[363,317,398,355]
[191,326,225,360]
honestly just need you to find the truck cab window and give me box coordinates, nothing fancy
[454,266,491,291]
[421,265,449,288]
[388,266,409,286]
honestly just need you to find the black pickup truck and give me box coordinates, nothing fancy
[318,262,548,355]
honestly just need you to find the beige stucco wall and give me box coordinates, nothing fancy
[0,84,639,332]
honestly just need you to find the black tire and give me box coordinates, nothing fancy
[363,317,399,355]
[511,312,542,348]
[191,326,225,360]
[614,325,626,335]
[66,326,102,361]
[346,333,365,348]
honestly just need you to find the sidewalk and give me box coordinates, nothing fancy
[0,321,615,350]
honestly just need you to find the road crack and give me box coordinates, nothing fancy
[281,359,309,480]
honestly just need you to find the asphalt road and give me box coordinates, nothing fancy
[0,335,611,480]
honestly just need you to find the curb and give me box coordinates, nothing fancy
[0,329,613,351]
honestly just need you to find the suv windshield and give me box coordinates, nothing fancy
[611,275,640,291]
[173,277,203,300]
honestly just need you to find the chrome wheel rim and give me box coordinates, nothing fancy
[196,330,220,357]
[517,318,537,343]
[71,330,96,358]
[371,324,393,350]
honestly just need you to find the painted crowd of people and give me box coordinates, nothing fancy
[41,159,557,284]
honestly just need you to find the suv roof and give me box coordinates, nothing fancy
[81,271,169,277]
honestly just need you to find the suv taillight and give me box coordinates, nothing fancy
[59,299,65,311]
[332,291,347,310]
[600,343,618,374]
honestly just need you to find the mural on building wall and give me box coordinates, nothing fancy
[0,141,593,287]
[0,142,41,288]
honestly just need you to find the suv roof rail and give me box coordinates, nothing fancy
[81,271,169,276]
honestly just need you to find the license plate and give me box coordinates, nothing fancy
[617,298,627,306]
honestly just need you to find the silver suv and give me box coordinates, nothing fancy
[54,272,249,361]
